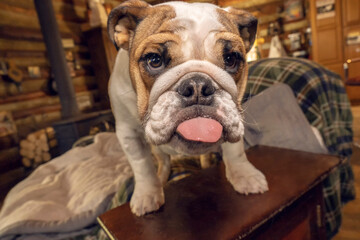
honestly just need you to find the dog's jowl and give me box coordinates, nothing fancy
[107,0,268,216]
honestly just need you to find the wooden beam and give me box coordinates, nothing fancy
[21,67,93,81]
[0,26,83,44]
[0,91,47,105]
[15,111,62,136]
[0,7,82,35]
[0,51,46,58]
[14,93,100,136]
[5,57,49,67]
[54,0,88,8]
[19,66,93,81]
[0,90,97,112]
[218,0,282,9]
[0,76,96,97]
[12,104,62,119]
[1,57,91,68]
[0,0,87,22]
[0,39,46,51]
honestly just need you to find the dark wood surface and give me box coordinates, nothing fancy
[98,146,341,240]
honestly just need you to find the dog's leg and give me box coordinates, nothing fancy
[200,153,212,169]
[222,138,268,194]
[116,125,164,216]
[152,146,171,186]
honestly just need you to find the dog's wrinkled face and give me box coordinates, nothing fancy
[108,0,257,155]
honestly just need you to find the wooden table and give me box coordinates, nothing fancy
[98,146,341,240]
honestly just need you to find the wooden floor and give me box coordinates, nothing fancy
[334,106,360,240]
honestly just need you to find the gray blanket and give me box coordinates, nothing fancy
[243,83,327,154]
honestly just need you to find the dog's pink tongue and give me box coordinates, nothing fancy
[177,117,223,143]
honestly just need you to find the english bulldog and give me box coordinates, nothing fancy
[107,0,268,216]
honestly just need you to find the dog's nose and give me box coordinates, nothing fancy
[177,77,215,106]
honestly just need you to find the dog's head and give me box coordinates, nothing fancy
[108,0,257,155]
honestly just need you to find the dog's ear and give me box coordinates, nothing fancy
[225,8,258,53]
[107,0,150,50]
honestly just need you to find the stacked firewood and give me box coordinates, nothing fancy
[19,127,57,168]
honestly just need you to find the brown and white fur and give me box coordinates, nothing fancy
[107,0,268,216]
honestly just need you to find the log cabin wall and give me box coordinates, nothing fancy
[0,0,99,137]
[0,0,99,200]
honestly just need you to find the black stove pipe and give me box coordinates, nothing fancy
[34,0,79,119]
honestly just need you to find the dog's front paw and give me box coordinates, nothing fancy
[226,164,268,195]
[130,186,165,216]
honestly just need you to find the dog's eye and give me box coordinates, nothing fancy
[223,52,242,73]
[146,53,163,70]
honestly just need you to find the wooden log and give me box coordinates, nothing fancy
[0,76,96,97]
[41,143,50,152]
[19,148,35,159]
[0,0,88,22]
[34,140,41,147]
[0,38,89,53]
[0,91,47,105]
[0,147,21,174]
[35,140,48,151]
[12,105,62,120]
[21,66,51,80]
[35,146,43,155]
[19,139,36,151]
[4,56,92,68]
[27,129,46,142]
[5,57,49,67]
[20,66,93,81]
[46,127,55,140]
[10,92,97,122]
[0,38,46,51]
[0,50,91,62]
[0,50,46,58]
[0,6,82,35]
[55,0,88,8]
[21,157,32,168]
[39,133,47,142]
[42,152,51,162]
[219,0,282,8]
[49,139,58,148]
[0,26,83,44]
[13,91,98,136]
[34,154,43,164]
[0,90,96,112]
[15,111,62,136]
[0,26,43,41]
